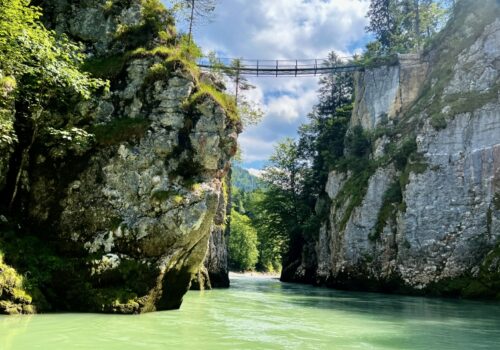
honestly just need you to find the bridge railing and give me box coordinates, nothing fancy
[197,57,361,76]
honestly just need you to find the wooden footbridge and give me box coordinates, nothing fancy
[197,57,363,77]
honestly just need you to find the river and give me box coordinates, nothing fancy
[1,274,499,349]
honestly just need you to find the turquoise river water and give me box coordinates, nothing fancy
[1,274,500,349]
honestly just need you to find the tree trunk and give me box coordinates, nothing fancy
[415,0,421,49]
[235,72,240,106]
[9,110,41,211]
[188,0,195,43]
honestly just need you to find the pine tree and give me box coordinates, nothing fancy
[366,0,402,53]
[316,52,354,118]
[366,0,448,54]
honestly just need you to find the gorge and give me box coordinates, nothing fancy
[0,0,499,341]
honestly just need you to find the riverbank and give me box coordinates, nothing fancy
[229,271,280,279]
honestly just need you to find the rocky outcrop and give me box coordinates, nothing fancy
[191,177,231,290]
[283,0,500,299]
[352,53,429,130]
[0,0,238,313]
[0,253,35,315]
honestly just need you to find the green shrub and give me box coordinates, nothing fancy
[144,62,169,84]
[345,125,371,158]
[113,0,175,50]
[187,82,238,121]
[90,117,151,146]
[371,181,403,241]
[82,54,128,79]
[335,162,378,232]
[130,37,202,82]
[394,138,418,170]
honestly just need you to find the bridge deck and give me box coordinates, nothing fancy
[197,58,362,77]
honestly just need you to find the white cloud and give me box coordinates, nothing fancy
[238,134,275,162]
[266,89,317,123]
[246,168,265,178]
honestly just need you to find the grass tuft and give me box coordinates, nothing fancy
[187,82,238,121]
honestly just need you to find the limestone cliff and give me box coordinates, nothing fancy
[191,181,231,290]
[0,0,238,314]
[283,0,500,299]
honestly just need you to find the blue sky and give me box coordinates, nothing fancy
[163,0,371,171]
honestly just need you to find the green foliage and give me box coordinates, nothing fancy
[223,58,264,127]
[365,0,449,55]
[42,127,95,158]
[0,0,106,100]
[0,76,17,149]
[130,36,202,81]
[231,166,263,192]
[90,117,151,146]
[113,0,176,50]
[235,188,286,273]
[82,54,128,80]
[145,62,170,84]
[408,0,500,130]
[0,252,33,305]
[344,125,372,159]
[228,209,259,271]
[335,162,378,232]
[151,190,173,202]
[0,0,107,209]
[371,181,402,241]
[393,138,418,170]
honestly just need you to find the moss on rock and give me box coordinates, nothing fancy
[0,252,35,315]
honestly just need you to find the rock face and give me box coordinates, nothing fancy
[203,178,231,288]
[283,0,500,299]
[191,186,231,290]
[0,0,238,313]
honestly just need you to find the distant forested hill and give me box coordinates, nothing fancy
[231,166,262,192]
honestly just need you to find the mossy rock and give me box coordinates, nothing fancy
[90,117,151,146]
[0,253,35,314]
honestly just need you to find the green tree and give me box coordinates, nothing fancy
[366,0,404,53]
[317,52,354,117]
[366,0,448,54]
[0,0,105,209]
[246,190,286,272]
[298,51,354,196]
[228,209,259,271]
[259,139,314,270]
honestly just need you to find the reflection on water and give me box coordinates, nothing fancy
[1,275,499,350]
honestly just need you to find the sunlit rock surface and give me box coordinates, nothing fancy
[283,0,500,298]
[0,0,238,313]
